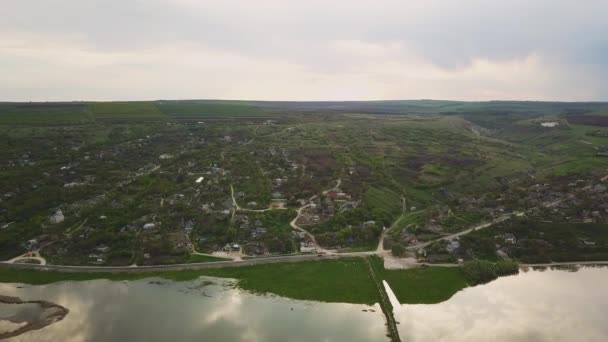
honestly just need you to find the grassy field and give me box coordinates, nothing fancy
[89,101,166,119]
[0,103,91,125]
[369,257,469,304]
[158,100,268,118]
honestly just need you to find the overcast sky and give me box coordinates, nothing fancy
[2,0,608,101]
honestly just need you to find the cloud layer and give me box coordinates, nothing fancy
[1,0,607,101]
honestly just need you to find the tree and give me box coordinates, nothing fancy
[391,243,406,257]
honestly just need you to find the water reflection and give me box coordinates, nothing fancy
[0,277,387,342]
[396,267,608,342]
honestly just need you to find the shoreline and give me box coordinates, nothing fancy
[3,255,608,274]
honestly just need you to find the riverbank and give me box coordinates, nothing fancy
[0,258,465,305]
[3,257,601,306]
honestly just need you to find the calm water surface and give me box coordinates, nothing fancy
[0,277,386,342]
[396,266,608,342]
[1,267,607,341]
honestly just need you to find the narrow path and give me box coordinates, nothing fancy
[366,257,401,342]
[407,214,512,250]
[6,251,47,266]
[290,205,332,254]
[377,227,390,253]
[64,217,88,238]
[407,196,570,251]
[322,178,341,195]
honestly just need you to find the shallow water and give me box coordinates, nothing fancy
[0,277,387,342]
[396,266,608,342]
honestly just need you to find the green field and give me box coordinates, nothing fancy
[0,102,91,125]
[90,101,166,119]
[158,100,268,118]
[370,256,469,304]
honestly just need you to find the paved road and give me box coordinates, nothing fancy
[290,204,334,254]
[0,252,375,273]
[406,196,569,251]
[407,214,513,250]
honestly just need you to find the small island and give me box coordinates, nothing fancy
[0,295,69,339]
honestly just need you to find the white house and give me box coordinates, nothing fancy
[50,209,64,224]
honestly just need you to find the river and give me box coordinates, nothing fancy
[1,266,607,341]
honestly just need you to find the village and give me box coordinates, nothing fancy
[384,171,608,264]
[2,111,608,268]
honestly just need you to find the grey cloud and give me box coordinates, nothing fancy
[1,0,607,100]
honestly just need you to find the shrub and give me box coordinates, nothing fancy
[463,260,519,285]
[391,243,406,257]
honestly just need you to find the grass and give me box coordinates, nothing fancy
[336,242,378,253]
[158,100,268,118]
[0,103,91,125]
[90,101,166,119]
[363,186,402,218]
[184,254,231,263]
[384,267,468,303]
[369,256,469,304]
[199,258,380,304]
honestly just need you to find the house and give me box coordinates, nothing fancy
[445,239,460,253]
[255,227,267,235]
[50,209,64,224]
[403,233,418,244]
[300,244,316,253]
[224,243,240,252]
[325,192,338,200]
[143,223,155,230]
[497,249,511,260]
[96,245,110,253]
[579,238,596,247]
[504,233,517,244]
[27,239,38,250]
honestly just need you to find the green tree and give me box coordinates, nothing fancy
[392,243,406,257]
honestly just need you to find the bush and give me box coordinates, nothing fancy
[494,260,519,276]
[391,243,406,257]
[463,260,518,285]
